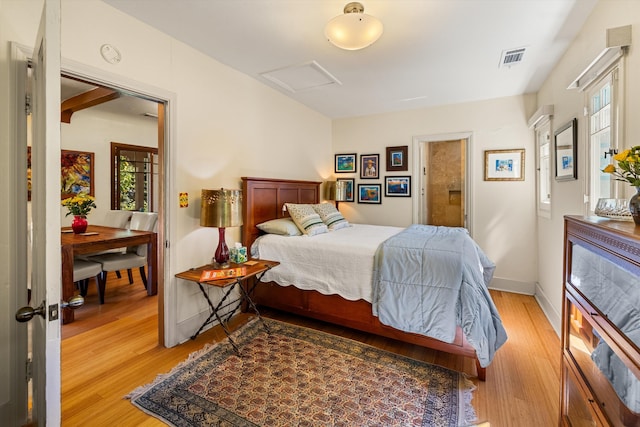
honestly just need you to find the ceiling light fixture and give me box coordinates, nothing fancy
[325,2,383,51]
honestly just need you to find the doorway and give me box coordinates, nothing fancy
[414,133,471,232]
[426,139,465,227]
[57,73,166,340]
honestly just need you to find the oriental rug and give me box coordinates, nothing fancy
[127,318,477,427]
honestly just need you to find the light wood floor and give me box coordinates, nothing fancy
[61,274,560,426]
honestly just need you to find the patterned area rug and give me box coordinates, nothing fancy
[127,318,476,427]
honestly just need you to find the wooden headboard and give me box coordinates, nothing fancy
[241,177,321,250]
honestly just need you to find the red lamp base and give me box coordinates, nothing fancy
[213,227,230,267]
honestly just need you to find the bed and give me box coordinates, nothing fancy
[241,176,506,380]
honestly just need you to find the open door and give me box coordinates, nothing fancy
[30,0,62,423]
[1,44,30,427]
[2,0,62,425]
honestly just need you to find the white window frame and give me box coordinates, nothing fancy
[535,118,552,218]
[583,59,624,214]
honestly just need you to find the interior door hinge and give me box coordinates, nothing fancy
[25,358,32,382]
[25,95,31,115]
[165,240,170,249]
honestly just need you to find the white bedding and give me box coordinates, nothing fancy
[251,224,402,302]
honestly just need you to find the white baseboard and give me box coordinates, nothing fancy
[488,277,535,295]
[533,282,561,337]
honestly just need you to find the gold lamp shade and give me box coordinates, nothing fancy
[200,188,243,267]
[325,180,348,202]
[200,189,243,228]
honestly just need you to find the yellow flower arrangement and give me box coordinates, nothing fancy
[61,194,96,217]
[602,146,640,187]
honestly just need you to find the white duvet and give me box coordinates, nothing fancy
[251,224,402,302]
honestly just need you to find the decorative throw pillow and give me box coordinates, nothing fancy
[256,218,302,236]
[285,203,328,236]
[312,203,350,231]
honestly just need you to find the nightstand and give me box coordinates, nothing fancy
[175,260,279,353]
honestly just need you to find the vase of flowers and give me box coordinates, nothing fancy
[61,194,96,234]
[602,146,640,225]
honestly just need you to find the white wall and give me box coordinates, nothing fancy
[332,94,539,294]
[2,0,333,346]
[534,0,640,335]
[60,109,157,226]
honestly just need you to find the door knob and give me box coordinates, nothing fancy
[61,295,84,309]
[15,300,46,322]
[15,295,84,323]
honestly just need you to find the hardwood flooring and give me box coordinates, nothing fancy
[61,274,560,426]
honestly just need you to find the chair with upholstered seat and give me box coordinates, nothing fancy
[88,212,158,300]
[76,210,134,267]
[73,258,105,301]
[102,210,133,229]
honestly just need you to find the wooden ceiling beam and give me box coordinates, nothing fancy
[61,87,120,123]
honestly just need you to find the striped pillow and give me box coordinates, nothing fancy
[285,203,328,236]
[312,203,350,231]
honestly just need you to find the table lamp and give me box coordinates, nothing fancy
[325,180,348,208]
[200,188,243,267]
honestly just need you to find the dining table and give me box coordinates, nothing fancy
[61,224,158,324]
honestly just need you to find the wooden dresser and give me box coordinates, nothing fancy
[561,216,640,426]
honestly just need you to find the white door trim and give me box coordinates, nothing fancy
[59,58,179,347]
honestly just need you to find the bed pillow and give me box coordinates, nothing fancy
[285,203,328,236]
[312,203,350,231]
[256,218,302,236]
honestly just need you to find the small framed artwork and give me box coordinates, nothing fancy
[335,153,357,173]
[61,149,95,199]
[360,154,379,179]
[386,145,408,171]
[385,176,411,197]
[358,184,382,204]
[337,178,355,202]
[555,118,577,181]
[484,149,525,181]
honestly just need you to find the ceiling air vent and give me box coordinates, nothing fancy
[499,47,526,68]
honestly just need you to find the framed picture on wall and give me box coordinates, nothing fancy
[554,118,577,181]
[484,149,525,181]
[358,184,381,204]
[385,176,411,197]
[386,146,408,171]
[335,153,357,173]
[337,178,355,202]
[360,154,379,179]
[61,149,95,199]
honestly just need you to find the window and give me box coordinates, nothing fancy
[111,142,158,211]
[586,70,618,213]
[535,119,552,217]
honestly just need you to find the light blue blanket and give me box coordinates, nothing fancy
[371,224,507,367]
